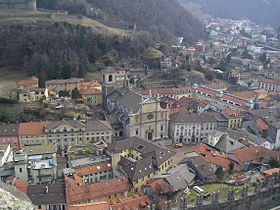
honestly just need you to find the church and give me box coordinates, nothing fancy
[102,68,169,141]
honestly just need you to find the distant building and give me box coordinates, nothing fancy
[258,78,280,92]
[18,87,48,102]
[169,112,228,143]
[80,88,102,106]
[45,78,85,92]
[16,76,39,90]
[0,124,19,150]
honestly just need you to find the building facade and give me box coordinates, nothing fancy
[169,112,228,143]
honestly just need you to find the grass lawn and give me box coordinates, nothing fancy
[179,183,254,205]
[85,72,102,83]
[0,67,28,98]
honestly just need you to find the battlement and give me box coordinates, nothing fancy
[0,0,36,11]
[148,173,280,210]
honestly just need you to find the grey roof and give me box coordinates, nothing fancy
[45,120,84,130]
[69,156,110,168]
[108,87,142,113]
[215,134,245,153]
[180,155,216,181]
[107,137,175,181]
[0,124,18,136]
[27,184,66,205]
[23,145,56,155]
[158,164,195,191]
[170,112,226,123]
[18,87,45,93]
[45,78,84,85]
[85,120,112,132]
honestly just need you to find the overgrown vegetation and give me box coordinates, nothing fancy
[37,0,203,43]
[0,21,152,84]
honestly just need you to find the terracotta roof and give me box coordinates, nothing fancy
[83,81,101,88]
[168,107,188,115]
[258,78,280,85]
[67,194,150,210]
[109,193,151,209]
[18,121,48,135]
[16,76,38,86]
[238,139,254,147]
[233,91,255,99]
[145,178,171,195]
[196,87,217,97]
[255,118,269,130]
[220,94,247,106]
[80,88,102,95]
[65,176,132,204]
[262,168,280,176]
[75,161,112,176]
[176,96,192,105]
[204,82,226,89]
[228,146,278,164]
[188,144,239,170]
[13,178,29,194]
[222,108,240,117]
[68,202,110,210]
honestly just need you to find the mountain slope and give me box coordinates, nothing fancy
[37,0,204,43]
[180,0,280,27]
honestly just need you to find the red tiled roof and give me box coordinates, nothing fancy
[65,176,132,204]
[145,178,170,195]
[262,168,280,176]
[255,118,269,130]
[220,94,247,106]
[196,87,217,97]
[67,194,150,210]
[233,91,255,99]
[229,146,278,164]
[109,193,151,209]
[83,81,101,88]
[16,76,38,86]
[238,139,254,147]
[176,96,192,105]
[222,108,240,117]
[168,107,188,115]
[75,161,112,176]
[14,178,29,194]
[188,144,240,170]
[204,82,226,89]
[80,88,102,95]
[258,78,280,85]
[18,121,48,135]
[68,202,109,210]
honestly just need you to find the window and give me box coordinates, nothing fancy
[19,168,22,173]
[135,129,139,135]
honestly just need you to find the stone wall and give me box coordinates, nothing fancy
[149,174,280,210]
[0,0,36,10]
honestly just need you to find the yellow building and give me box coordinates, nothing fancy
[18,87,48,102]
[222,108,243,129]
[45,78,85,91]
[16,76,39,90]
[80,88,102,106]
[106,136,175,192]
[18,120,113,154]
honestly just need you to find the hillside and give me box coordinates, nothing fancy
[180,0,280,27]
[0,16,153,84]
[37,0,204,43]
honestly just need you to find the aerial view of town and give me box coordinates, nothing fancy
[0,0,280,209]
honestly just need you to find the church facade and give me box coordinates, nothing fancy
[102,68,169,141]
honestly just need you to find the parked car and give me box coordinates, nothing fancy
[174,143,183,148]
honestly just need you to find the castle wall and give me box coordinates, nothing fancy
[0,0,36,10]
